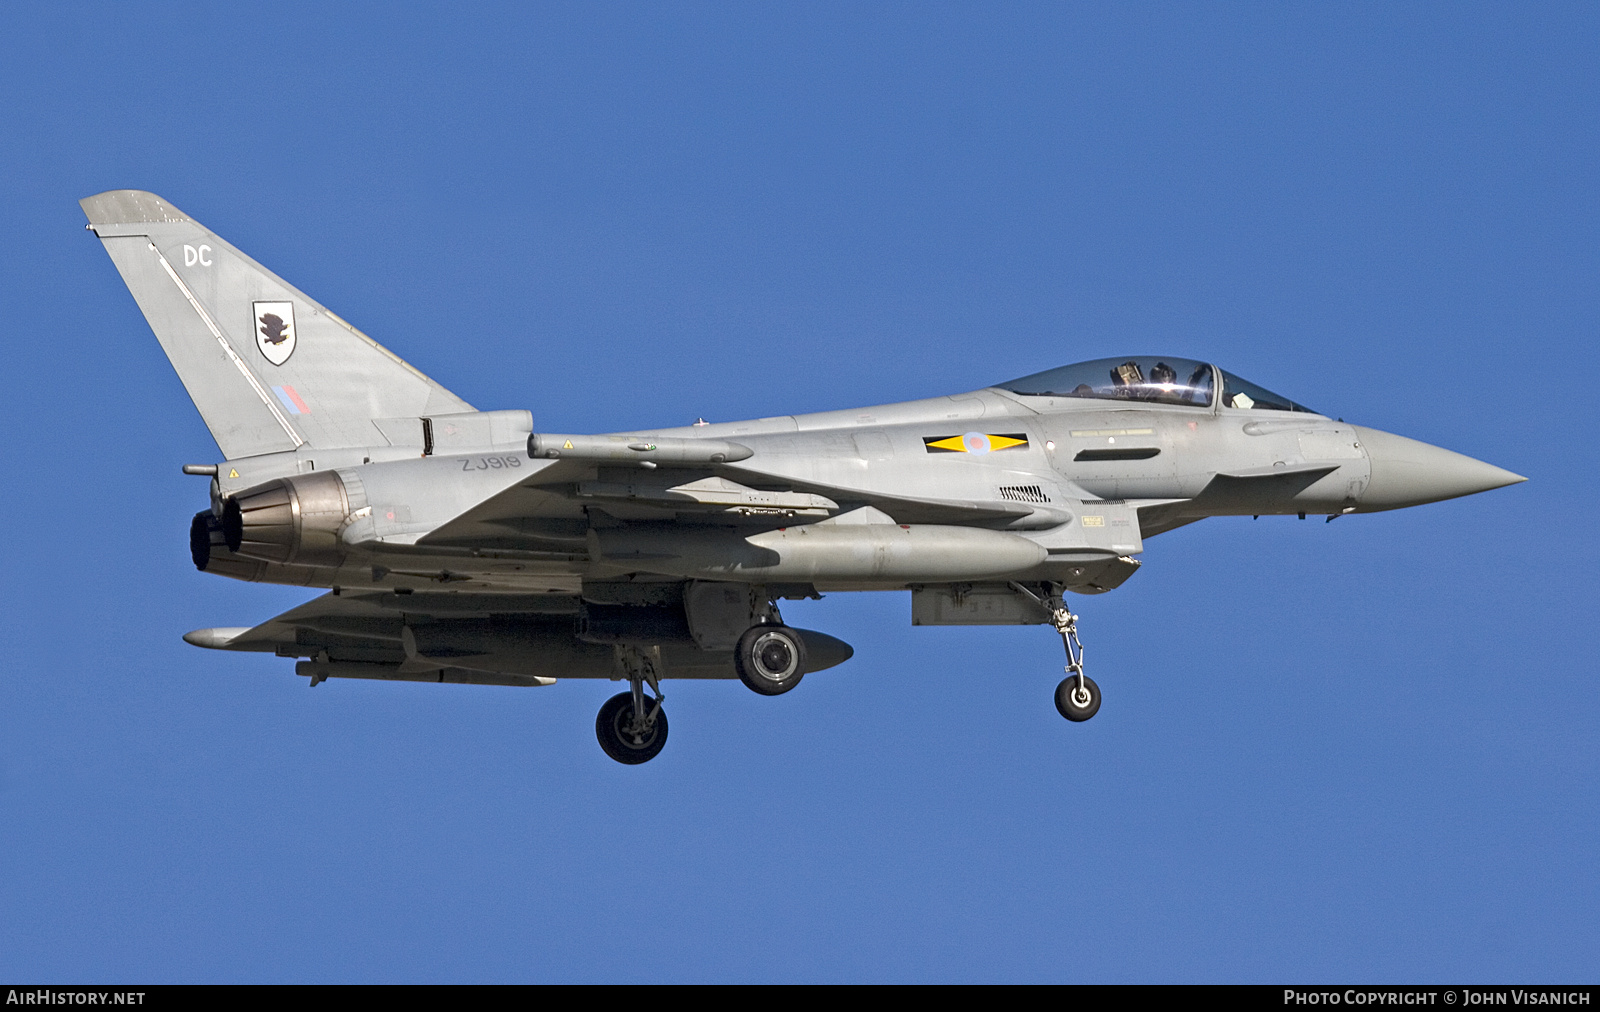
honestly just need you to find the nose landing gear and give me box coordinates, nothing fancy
[1012,582,1104,723]
[1049,602,1100,722]
[1055,673,1101,721]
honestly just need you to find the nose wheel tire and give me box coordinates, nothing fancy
[1055,675,1101,722]
[595,691,669,764]
[735,625,807,696]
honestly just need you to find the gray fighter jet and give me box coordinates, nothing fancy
[82,190,1525,763]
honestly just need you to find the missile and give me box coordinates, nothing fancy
[528,433,754,466]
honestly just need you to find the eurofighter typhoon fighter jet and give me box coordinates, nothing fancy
[83,190,1525,763]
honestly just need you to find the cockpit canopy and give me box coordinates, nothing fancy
[996,356,1315,413]
[998,356,1214,406]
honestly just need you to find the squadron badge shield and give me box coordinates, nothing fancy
[253,301,296,366]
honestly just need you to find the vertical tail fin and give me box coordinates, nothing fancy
[82,190,473,459]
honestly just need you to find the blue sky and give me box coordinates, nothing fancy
[0,2,1595,982]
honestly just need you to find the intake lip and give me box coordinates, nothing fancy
[1352,425,1526,510]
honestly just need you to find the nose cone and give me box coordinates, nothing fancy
[1353,426,1526,510]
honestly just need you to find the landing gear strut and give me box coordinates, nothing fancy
[1012,582,1102,723]
[1048,602,1100,722]
[596,645,669,764]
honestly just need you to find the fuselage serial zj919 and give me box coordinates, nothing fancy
[82,190,1525,763]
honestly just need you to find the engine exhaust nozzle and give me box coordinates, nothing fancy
[221,470,352,567]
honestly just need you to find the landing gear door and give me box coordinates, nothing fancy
[911,584,1053,626]
[683,581,763,650]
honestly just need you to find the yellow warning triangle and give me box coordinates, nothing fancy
[228,468,239,478]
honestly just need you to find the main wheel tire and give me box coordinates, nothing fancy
[1054,675,1101,722]
[595,691,669,764]
[734,625,808,696]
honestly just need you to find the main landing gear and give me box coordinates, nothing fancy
[595,645,668,764]
[734,623,808,696]
[1011,582,1103,724]
[593,598,812,765]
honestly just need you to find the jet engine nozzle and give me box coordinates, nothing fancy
[221,470,352,567]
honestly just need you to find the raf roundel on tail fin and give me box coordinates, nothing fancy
[81,190,472,458]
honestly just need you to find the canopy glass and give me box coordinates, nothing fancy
[1217,369,1315,412]
[996,357,1316,414]
[997,357,1214,407]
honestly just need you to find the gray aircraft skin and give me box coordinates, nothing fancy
[82,190,1526,762]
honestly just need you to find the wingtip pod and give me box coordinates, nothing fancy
[183,627,252,650]
[80,190,192,226]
